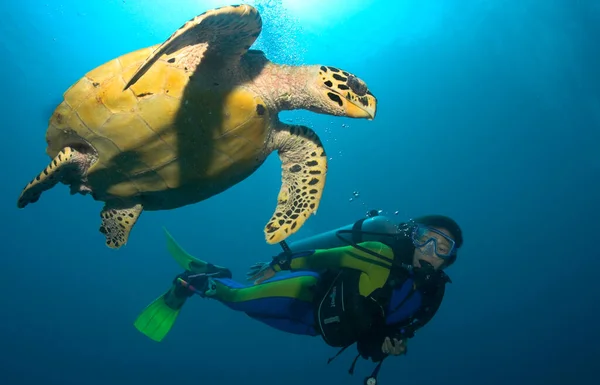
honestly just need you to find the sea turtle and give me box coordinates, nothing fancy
[16,4,377,249]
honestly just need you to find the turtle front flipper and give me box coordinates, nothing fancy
[99,202,143,249]
[264,125,328,244]
[17,147,82,209]
[124,4,262,90]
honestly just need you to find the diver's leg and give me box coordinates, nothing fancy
[189,271,321,336]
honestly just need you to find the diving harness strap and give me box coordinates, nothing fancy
[325,344,386,385]
[276,223,390,385]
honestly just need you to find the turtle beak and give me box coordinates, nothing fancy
[344,95,377,120]
[341,74,377,120]
[316,67,377,120]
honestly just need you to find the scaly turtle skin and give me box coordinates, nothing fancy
[16,4,377,249]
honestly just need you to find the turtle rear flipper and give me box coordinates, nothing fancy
[124,4,262,90]
[264,125,328,244]
[17,147,81,209]
[100,202,143,249]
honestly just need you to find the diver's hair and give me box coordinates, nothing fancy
[412,215,463,248]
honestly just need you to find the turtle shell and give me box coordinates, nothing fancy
[45,45,271,209]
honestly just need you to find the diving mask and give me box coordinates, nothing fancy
[411,224,457,259]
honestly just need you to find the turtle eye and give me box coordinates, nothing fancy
[347,75,367,96]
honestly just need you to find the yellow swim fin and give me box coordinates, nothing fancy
[133,229,195,342]
[163,227,202,271]
[133,285,187,342]
[134,228,231,342]
[163,227,230,273]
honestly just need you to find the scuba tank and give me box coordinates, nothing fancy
[286,210,402,253]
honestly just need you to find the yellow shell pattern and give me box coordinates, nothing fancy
[46,45,270,208]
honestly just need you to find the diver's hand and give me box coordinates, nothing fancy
[381,337,407,356]
[246,261,276,285]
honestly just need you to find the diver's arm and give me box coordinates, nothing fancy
[358,327,409,361]
[357,277,447,360]
[271,241,394,274]
[365,279,446,359]
[399,281,446,338]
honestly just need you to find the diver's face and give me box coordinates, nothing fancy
[412,226,453,271]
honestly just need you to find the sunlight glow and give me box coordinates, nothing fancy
[280,0,374,25]
[197,0,373,28]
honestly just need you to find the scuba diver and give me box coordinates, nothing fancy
[134,212,463,385]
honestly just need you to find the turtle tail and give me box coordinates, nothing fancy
[17,146,83,208]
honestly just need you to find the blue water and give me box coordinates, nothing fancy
[2,1,598,384]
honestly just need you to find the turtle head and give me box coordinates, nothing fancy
[311,65,377,120]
